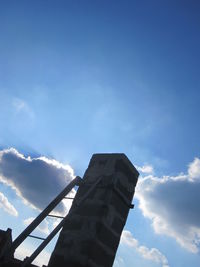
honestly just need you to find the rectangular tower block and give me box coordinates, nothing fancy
[48,153,139,267]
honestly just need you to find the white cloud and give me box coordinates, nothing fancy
[0,191,18,216]
[188,157,200,180]
[121,230,138,248]
[121,230,169,267]
[24,217,50,235]
[136,157,200,253]
[136,164,154,174]
[0,148,75,215]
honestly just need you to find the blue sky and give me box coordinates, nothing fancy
[0,1,200,266]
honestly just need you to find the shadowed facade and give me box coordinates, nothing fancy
[48,153,139,267]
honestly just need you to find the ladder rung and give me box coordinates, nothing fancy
[28,235,45,241]
[64,197,74,199]
[47,214,65,219]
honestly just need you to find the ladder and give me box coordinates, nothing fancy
[1,176,82,267]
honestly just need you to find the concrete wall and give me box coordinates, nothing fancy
[48,153,139,267]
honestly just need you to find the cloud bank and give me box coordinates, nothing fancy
[0,191,18,216]
[121,230,169,267]
[136,157,200,253]
[0,148,75,214]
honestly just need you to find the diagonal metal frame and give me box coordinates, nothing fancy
[1,176,82,261]
[21,175,103,267]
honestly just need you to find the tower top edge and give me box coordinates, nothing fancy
[91,153,140,177]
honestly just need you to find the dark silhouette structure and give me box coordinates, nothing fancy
[48,153,139,267]
[0,153,139,267]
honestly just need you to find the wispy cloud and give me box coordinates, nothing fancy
[121,230,169,267]
[0,148,75,215]
[0,191,18,216]
[12,97,35,119]
[136,157,200,253]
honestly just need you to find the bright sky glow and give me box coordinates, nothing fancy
[0,1,200,266]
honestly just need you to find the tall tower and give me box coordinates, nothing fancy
[48,153,139,267]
